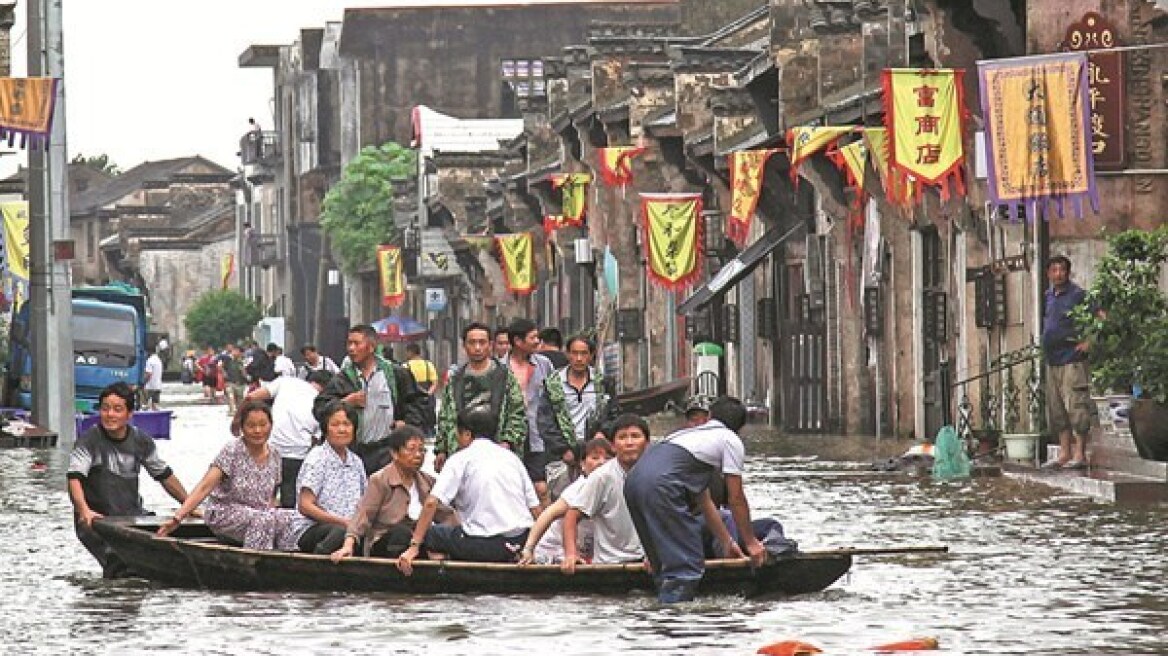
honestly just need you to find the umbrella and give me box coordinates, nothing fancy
[372,315,429,342]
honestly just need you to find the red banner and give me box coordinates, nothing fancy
[597,146,646,187]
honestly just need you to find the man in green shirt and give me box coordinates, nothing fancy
[434,322,526,472]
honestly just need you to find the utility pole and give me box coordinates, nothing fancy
[28,0,75,446]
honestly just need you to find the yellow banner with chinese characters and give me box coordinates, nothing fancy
[495,233,535,294]
[882,68,967,202]
[377,245,405,308]
[0,201,29,282]
[833,140,866,192]
[863,128,914,209]
[598,146,646,187]
[220,253,235,290]
[551,172,591,224]
[641,193,702,290]
[786,126,853,181]
[0,78,56,146]
[977,52,1098,218]
[727,149,779,247]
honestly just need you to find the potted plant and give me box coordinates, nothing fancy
[1072,226,1168,461]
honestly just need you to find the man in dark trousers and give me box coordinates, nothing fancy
[314,324,427,475]
[623,396,766,603]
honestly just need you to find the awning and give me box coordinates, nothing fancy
[676,222,804,316]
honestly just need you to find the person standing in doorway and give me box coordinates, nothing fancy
[1041,255,1102,470]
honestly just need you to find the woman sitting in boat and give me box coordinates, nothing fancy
[289,401,368,554]
[517,435,613,565]
[158,401,298,550]
[330,425,453,561]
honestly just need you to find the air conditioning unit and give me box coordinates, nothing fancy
[574,238,593,264]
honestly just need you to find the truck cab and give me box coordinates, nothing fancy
[6,284,148,412]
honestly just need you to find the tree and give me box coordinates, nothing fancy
[70,153,120,176]
[320,142,415,275]
[184,290,262,348]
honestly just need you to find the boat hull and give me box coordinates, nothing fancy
[94,518,851,596]
[616,378,692,416]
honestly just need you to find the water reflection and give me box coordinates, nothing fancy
[0,391,1165,654]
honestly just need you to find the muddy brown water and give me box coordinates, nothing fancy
[2,384,1165,654]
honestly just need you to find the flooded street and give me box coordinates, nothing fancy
[2,384,1166,655]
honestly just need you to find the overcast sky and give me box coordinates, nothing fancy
[4,1,574,177]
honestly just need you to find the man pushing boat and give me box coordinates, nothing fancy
[623,396,766,603]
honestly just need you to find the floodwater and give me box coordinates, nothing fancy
[2,383,1166,655]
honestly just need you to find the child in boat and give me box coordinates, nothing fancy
[517,436,614,565]
[560,414,650,573]
[396,405,541,575]
[68,382,194,578]
[289,401,368,554]
[158,401,299,551]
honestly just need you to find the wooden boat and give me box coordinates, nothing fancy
[93,517,852,596]
[617,377,692,417]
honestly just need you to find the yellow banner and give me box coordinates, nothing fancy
[0,78,56,144]
[835,140,866,192]
[495,233,535,294]
[551,173,591,224]
[882,68,966,201]
[863,128,914,209]
[727,149,778,247]
[1,201,29,282]
[787,126,853,181]
[641,193,702,290]
[598,146,646,187]
[220,253,234,290]
[977,53,1098,218]
[378,245,405,308]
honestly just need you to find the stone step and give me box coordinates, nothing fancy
[1005,465,1168,504]
[1092,450,1168,481]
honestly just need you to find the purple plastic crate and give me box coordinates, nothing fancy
[74,410,173,439]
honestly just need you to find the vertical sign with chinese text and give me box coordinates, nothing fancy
[1064,12,1126,170]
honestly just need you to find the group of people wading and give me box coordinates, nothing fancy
[69,319,780,603]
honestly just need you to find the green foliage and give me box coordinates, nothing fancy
[1071,226,1168,403]
[320,142,415,275]
[71,153,120,175]
[183,290,262,349]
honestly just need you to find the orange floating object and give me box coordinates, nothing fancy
[757,640,824,656]
[868,637,940,652]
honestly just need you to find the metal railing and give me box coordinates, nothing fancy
[952,343,1046,451]
[239,131,281,167]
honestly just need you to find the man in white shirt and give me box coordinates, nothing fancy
[560,414,649,573]
[245,369,333,508]
[397,405,540,573]
[300,344,339,377]
[142,349,165,411]
[623,396,766,603]
[269,343,298,378]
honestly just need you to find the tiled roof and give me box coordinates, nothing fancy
[71,156,231,216]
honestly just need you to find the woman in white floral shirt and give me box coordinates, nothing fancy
[290,401,368,553]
